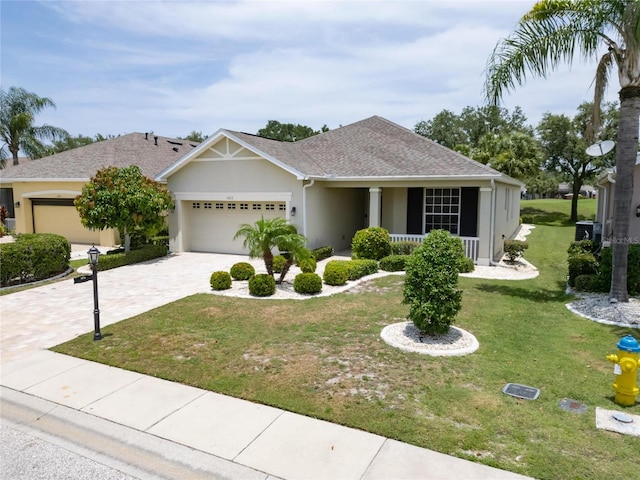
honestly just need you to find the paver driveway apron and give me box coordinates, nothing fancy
[0,253,259,363]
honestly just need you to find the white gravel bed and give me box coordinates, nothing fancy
[566,293,640,329]
[380,321,479,356]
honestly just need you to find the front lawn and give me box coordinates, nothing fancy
[53,218,638,479]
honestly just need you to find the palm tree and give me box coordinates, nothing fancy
[233,217,297,276]
[275,231,313,284]
[0,86,69,166]
[484,0,640,302]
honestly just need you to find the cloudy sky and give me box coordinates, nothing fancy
[1,0,617,139]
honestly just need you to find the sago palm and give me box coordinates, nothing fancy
[233,217,295,276]
[484,0,640,301]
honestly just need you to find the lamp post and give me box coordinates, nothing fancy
[87,245,102,341]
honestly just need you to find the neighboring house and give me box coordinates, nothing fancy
[0,133,198,245]
[596,154,640,244]
[157,116,522,265]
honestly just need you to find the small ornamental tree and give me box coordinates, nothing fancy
[403,230,463,335]
[75,166,174,252]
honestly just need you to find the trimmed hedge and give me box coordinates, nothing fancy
[323,260,349,286]
[294,272,323,294]
[248,274,276,297]
[230,262,255,280]
[458,256,475,273]
[567,252,599,287]
[312,245,334,262]
[598,245,640,296]
[210,271,232,290]
[380,255,409,272]
[95,244,168,271]
[390,241,420,255]
[574,274,600,292]
[0,233,71,287]
[351,227,391,260]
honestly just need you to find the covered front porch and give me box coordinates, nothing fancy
[388,233,480,262]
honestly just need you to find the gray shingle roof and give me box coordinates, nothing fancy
[0,133,198,181]
[227,116,505,179]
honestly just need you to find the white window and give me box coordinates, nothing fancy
[228,203,236,210]
[204,202,212,209]
[424,188,460,235]
[215,203,224,209]
[265,203,275,211]
[192,202,201,209]
[240,203,249,210]
[278,204,286,211]
[252,203,262,210]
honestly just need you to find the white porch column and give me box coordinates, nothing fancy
[477,187,493,266]
[368,187,382,227]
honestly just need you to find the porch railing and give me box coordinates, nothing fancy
[390,233,479,263]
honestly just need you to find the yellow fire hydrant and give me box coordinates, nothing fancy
[606,335,640,406]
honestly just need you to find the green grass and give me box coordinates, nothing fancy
[53,217,639,479]
[521,198,596,226]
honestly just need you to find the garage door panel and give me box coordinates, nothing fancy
[33,205,100,244]
[187,201,285,254]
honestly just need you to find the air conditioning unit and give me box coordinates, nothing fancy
[575,221,594,241]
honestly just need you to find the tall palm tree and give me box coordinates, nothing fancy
[233,217,297,276]
[484,0,640,302]
[0,86,68,166]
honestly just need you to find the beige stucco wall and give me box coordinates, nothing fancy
[380,187,408,234]
[167,158,303,253]
[10,181,118,246]
[304,185,366,251]
[494,183,521,258]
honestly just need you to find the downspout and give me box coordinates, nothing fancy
[489,178,499,266]
[302,179,315,237]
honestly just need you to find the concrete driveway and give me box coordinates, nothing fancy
[0,252,264,362]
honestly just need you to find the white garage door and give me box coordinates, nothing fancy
[187,201,286,253]
[33,199,100,244]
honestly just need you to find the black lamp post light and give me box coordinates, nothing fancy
[87,245,102,341]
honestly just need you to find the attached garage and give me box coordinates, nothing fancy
[31,198,100,244]
[187,200,286,253]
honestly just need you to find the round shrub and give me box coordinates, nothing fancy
[0,233,70,286]
[297,256,317,273]
[249,273,276,297]
[210,271,232,290]
[272,255,286,273]
[351,227,391,261]
[457,256,475,273]
[323,260,349,286]
[230,262,255,280]
[294,272,323,294]
[403,229,463,335]
[390,241,420,255]
[503,240,529,263]
[347,259,379,280]
[567,252,598,287]
[380,255,408,272]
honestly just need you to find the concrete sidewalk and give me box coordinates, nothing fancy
[1,252,532,479]
[1,351,531,480]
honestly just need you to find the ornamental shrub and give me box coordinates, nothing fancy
[294,272,323,294]
[210,271,232,290]
[390,241,420,255]
[403,229,463,335]
[323,260,349,286]
[312,245,334,262]
[272,255,286,273]
[230,262,255,280]
[567,240,594,255]
[347,259,378,280]
[94,244,167,271]
[0,233,70,286]
[567,252,599,287]
[598,245,640,296]
[380,255,409,272]
[458,256,475,273]
[503,240,529,263]
[351,227,391,261]
[574,274,600,292]
[248,273,276,297]
[297,256,317,273]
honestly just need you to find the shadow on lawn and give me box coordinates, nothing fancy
[520,207,592,226]
[475,280,569,303]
